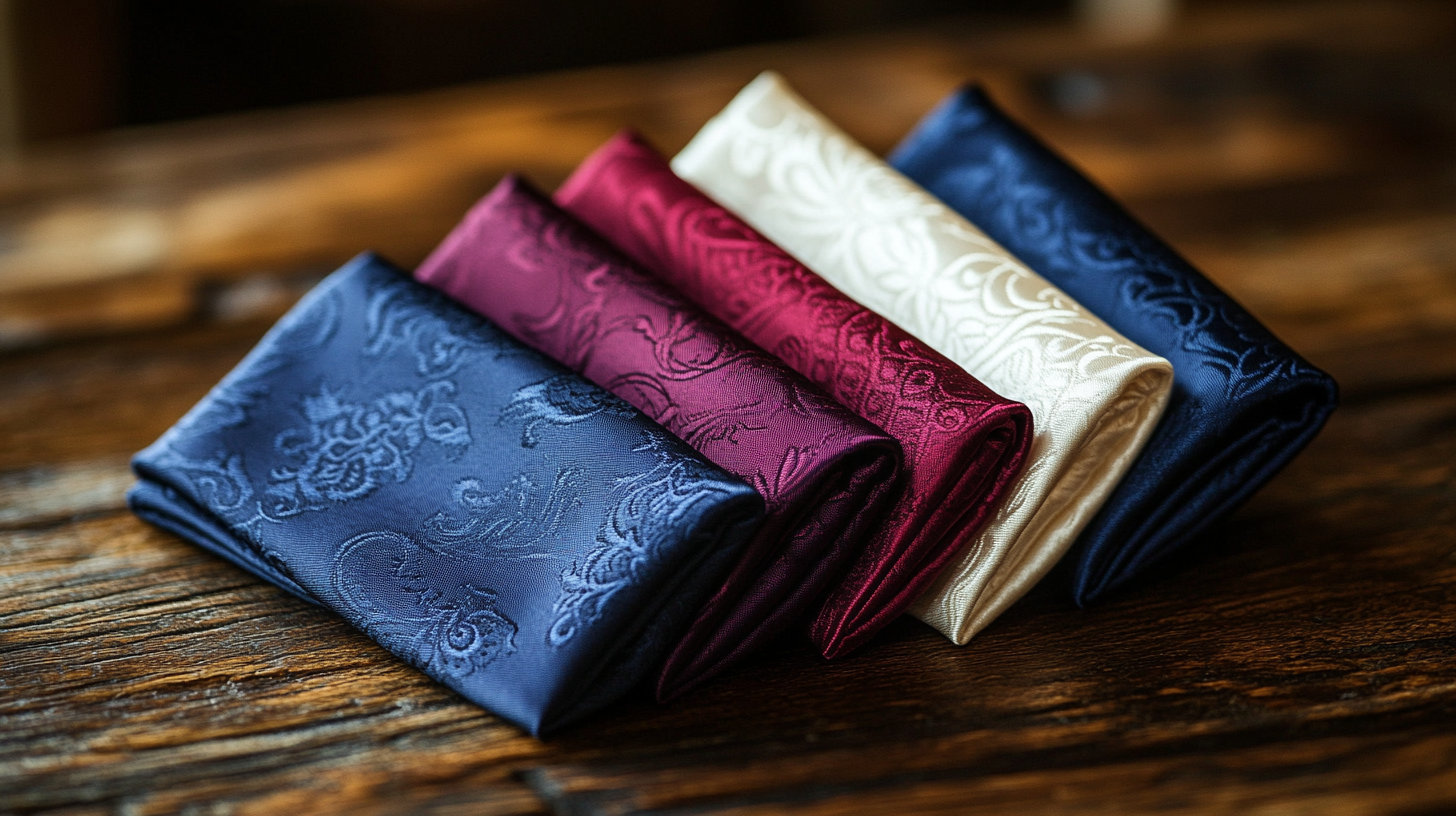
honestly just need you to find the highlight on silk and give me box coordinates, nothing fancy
[2,1,1452,813]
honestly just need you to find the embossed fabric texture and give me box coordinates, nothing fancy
[889,86,1338,604]
[556,131,1034,661]
[674,72,1175,645]
[128,254,764,736]
[415,177,903,698]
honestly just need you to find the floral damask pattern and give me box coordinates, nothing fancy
[673,72,1175,644]
[264,381,471,519]
[153,376,475,575]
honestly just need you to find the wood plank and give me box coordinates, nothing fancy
[0,514,550,814]
[2,354,1451,814]
[638,730,1456,815]
[2,1,1455,813]
[0,457,131,528]
[0,317,270,471]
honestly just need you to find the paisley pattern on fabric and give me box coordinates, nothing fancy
[415,177,902,695]
[334,530,519,678]
[422,470,586,553]
[496,374,753,650]
[264,381,471,518]
[500,374,640,448]
[888,85,1337,602]
[673,72,1173,644]
[550,427,741,648]
[555,130,1032,658]
[925,146,1303,396]
[154,448,262,536]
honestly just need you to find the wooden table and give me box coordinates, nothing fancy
[4,2,1456,813]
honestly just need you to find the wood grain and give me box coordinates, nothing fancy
[2,1,1455,813]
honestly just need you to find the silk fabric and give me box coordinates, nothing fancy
[556,130,1033,662]
[415,176,903,696]
[129,253,764,736]
[674,72,1175,644]
[889,85,1339,603]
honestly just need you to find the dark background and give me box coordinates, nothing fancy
[7,0,1069,143]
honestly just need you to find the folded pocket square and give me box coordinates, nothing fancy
[129,253,764,736]
[673,72,1174,644]
[415,177,903,697]
[889,85,1338,604]
[555,130,1033,661]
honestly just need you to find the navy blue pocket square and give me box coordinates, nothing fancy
[129,253,763,736]
[891,87,1338,603]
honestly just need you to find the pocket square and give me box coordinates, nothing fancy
[890,85,1338,603]
[129,253,764,735]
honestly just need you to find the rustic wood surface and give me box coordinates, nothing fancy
[3,1,1456,813]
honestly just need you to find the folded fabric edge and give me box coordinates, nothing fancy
[127,479,319,604]
[670,70,790,183]
[809,400,1035,659]
[553,129,635,208]
[539,490,765,734]
[914,357,1174,645]
[1074,376,1338,604]
[655,442,902,700]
